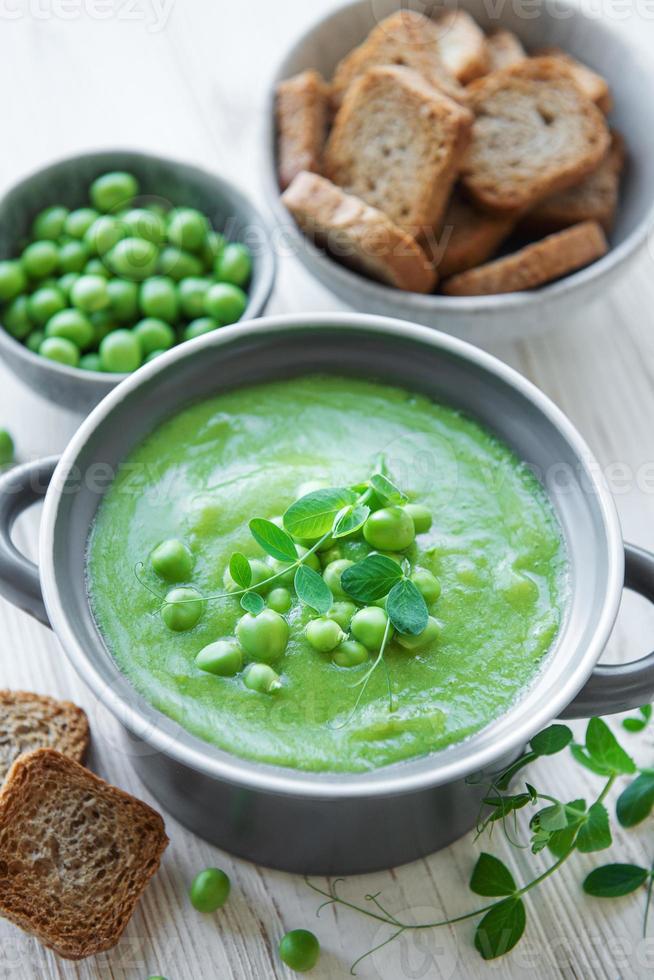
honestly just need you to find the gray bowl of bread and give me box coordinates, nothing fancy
[265,0,654,342]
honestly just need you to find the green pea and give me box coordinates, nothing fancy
[45,309,94,349]
[243,662,282,694]
[322,559,354,600]
[396,615,440,651]
[410,568,441,604]
[204,283,247,325]
[202,230,225,267]
[108,237,159,281]
[363,506,415,552]
[223,557,270,594]
[79,352,103,372]
[99,329,142,373]
[85,215,125,256]
[195,639,243,677]
[140,276,179,322]
[107,277,139,322]
[296,546,321,571]
[326,600,357,630]
[122,207,166,245]
[167,207,209,253]
[162,586,204,631]
[133,317,175,356]
[404,503,433,534]
[146,348,166,362]
[189,867,231,912]
[178,276,211,319]
[39,336,79,367]
[90,171,139,212]
[267,587,292,613]
[65,207,99,240]
[32,205,69,241]
[22,241,59,280]
[57,273,79,301]
[351,606,391,651]
[70,274,109,313]
[27,285,66,326]
[0,260,26,301]
[214,242,252,288]
[319,545,343,567]
[84,258,110,279]
[91,310,119,345]
[305,617,346,653]
[0,428,14,466]
[183,317,219,341]
[158,246,203,281]
[279,929,320,973]
[332,639,369,668]
[151,538,193,581]
[59,239,89,274]
[3,296,32,338]
[236,609,289,663]
[25,329,45,352]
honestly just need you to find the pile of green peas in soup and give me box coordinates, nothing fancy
[0,171,253,372]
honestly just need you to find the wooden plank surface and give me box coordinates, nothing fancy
[0,2,653,977]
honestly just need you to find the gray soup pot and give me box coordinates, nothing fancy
[0,314,653,875]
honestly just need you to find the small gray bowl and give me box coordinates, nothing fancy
[0,150,276,415]
[264,0,654,344]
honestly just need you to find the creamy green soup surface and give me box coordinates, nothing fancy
[88,375,567,773]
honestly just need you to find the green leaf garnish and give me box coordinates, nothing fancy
[241,591,264,615]
[616,771,654,827]
[570,743,612,776]
[469,853,516,897]
[474,899,526,959]
[369,472,407,504]
[249,518,298,563]
[530,724,573,755]
[585,717,636,775]
[576,802,612,853]
[229,552,252,589]
[386,578,429,635]
[341,554,403,603]
[294,564,332,614]
[583,864,649,897]
[332,504,370,539]
[283,487,358,540]
[547,799,587,859]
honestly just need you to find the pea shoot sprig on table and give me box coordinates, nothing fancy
[306,713,654,973]
[138,460,441,707]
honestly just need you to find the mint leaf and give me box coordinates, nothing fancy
[470,853,516,897]
[283,488,358,540]
[576,802,612,853]
[229,552,252,589]
[616,772,654,828]
[585,718,636,775]
[294,564,332,614]
[583,864,649,898]
[249,518,298,563]
[341,554,403,603]
[386,579,429,635]
[369,473,407,504]
[241,591,264,615]
[332,504,370,539]
[474,899,526,959]
[530,724,573,756]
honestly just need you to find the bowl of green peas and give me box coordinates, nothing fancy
[0,151,275,414]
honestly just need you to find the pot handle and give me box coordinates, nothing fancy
[0,456,59,627]
[561,543,654,718]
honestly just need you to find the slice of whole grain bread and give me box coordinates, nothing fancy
[282,171,437,293]
[0,691,89,783]
[434,190,517,278]
[441,220,608,295]
[536,47,612,113]
[0,748,168,960]
[461,57,610,213]
[432,10,489,84]
[329,10,464,110]
[486,29,526,71]
[520,131,625,235]
[324,65,472,235]
[276,69,329,191]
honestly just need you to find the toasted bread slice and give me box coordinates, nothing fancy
[0,748,168,960]
[434,190,517,278]
[461,57,610,213]
[282,171,437,293]
[486,29,526,71]
[330,10,465,109]
[324,65,472,235]
[536,47,612,113]
[432,10,489,84]
[276,70,329,191]
[521,131,625,235]
[0,690,89,783]
[442,220,608,295]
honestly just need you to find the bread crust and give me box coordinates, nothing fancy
[276,69,329,190]
[536,47,612,113]
[0,690,89,783]
[282,171,437,293]
[324,65,472,235]
[486,29,526,72]
[433,10,490,84]
[442,220,608,295]
[0,748,168,960]
[434,190,517,278]
[461,57,611,213]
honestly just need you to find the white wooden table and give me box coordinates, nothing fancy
[1,2,654,977]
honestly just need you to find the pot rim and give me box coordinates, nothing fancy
[39,313,624,798]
